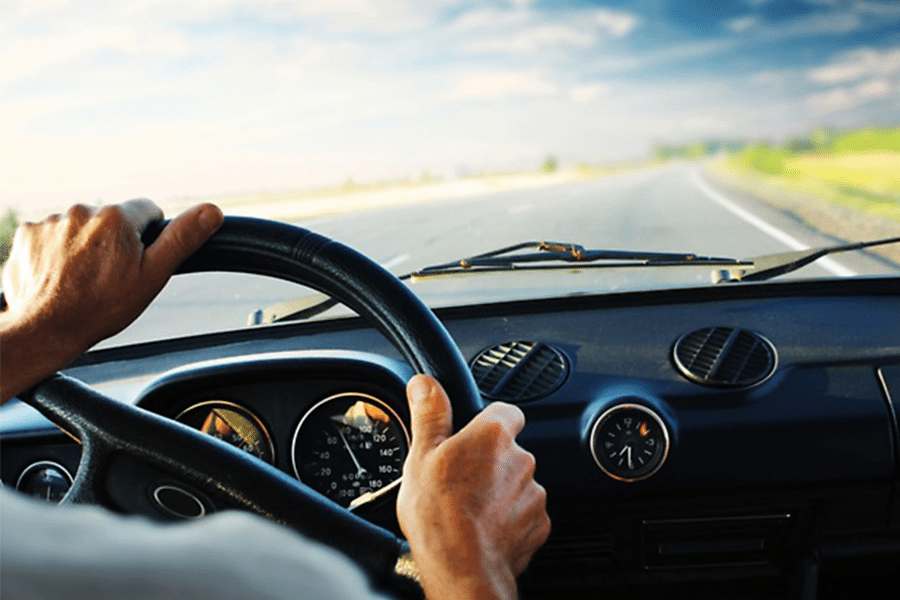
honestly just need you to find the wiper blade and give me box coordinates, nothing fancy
[414,240,745,275]
[254,240,747,325]
[713,235,900,284]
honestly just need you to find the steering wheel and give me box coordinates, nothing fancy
[20,216,485,590]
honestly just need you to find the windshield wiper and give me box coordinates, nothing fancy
[412,240,744,275]
[712,235,900,284]
[250,235,900,325]
[250,241,746,325]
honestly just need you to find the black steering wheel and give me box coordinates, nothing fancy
[20,216,485,589]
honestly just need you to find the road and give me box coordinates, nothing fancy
[100,162,896,349]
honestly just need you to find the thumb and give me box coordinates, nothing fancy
[407,375,453,453]
[143,203,223,282]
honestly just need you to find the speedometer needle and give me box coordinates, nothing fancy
[336,426,367,478]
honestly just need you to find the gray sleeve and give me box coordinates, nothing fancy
[0,489,390,600]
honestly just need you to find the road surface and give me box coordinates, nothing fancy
[100,162,896,348]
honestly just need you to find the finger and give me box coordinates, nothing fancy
[142,203,223,283]
[407,374,453,453]
[513,517,550,575]
[118,198,164,236]
[462,401,525,441]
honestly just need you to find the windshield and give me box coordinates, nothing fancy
[2,1,898,347]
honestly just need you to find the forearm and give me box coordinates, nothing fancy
[0,312,78,404]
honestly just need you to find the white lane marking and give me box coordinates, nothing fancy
[690,169,855,277]
[380,253,410,270]
[508,203,534,215]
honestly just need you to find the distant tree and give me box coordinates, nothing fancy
[541,154,559,173]
[810,128,833,151]
[0,208,18,264]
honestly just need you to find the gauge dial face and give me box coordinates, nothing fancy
[292,393,409,509]
[16,461,73,503]
[175,401,275,464]
[590,404,669,482]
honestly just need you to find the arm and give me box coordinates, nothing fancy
[0,200,223,402]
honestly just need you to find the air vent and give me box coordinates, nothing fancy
[470,341,568,403]
[673,327,776,388]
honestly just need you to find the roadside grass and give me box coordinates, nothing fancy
[724,127,900,224]
[0,208,17,264]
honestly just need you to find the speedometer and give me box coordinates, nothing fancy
[291,392,409,509]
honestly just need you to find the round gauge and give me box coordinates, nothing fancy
[292,392,409,509]
[175,401,275,464]
[16,461,73,503]
[590,404,670,482]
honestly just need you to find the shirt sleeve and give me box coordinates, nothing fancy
[0,488,391,600]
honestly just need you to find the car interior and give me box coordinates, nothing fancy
[2,217,898,599]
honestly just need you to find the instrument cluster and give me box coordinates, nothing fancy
[171,389,409,511]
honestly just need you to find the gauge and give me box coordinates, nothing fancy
[292,392,409,509]
[15,461,73,503]
[175,401,275,464]
[590,403,669,482]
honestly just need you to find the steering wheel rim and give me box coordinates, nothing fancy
[20,216,485,588]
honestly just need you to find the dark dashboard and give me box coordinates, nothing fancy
[3,276,899,598]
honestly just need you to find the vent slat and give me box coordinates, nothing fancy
[470,341,568,403]
[674,327,775,388]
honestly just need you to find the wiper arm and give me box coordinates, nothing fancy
[415,240,744,275]
[713,235,900,284]
[254,240,747,325]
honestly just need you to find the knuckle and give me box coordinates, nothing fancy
[97,204,125,225]
[493,401,525,426]
[479,417,509,444]
[539,512,552,541]
[535,482,548,504]
[66,203,92,221]
[522,450,537,476]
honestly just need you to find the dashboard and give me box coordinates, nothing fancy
[2,276,899,598]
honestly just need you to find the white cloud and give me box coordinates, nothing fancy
[808,46,900,83]
[569,83,609,103]
[453,5,638,56]
[590,8,639,38]
[450,70,558,100]
[726,15,759,32]
[465,24,594,54]
[806,77,894,113]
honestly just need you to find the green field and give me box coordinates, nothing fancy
[726,127,900,223]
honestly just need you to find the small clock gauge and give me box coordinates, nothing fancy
[590,403,670,482]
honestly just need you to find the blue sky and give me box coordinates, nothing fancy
[3,0,899,212]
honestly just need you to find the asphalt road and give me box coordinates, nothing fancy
[100,162,896,349]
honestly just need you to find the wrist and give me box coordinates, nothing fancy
[409,538,517,600]
[0,311,79,402]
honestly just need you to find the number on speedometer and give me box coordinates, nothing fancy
[291,393,409,509]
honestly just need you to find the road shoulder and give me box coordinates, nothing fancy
[703,163,900,268]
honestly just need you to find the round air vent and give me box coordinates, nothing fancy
[673,327,776,388]
[470,341,568,403]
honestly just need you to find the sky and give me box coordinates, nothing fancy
[3,0,900,214]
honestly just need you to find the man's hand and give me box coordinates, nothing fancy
[397,375,551,600]
[0,200,223,401]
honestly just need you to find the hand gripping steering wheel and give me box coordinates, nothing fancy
[20,216,485,590]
